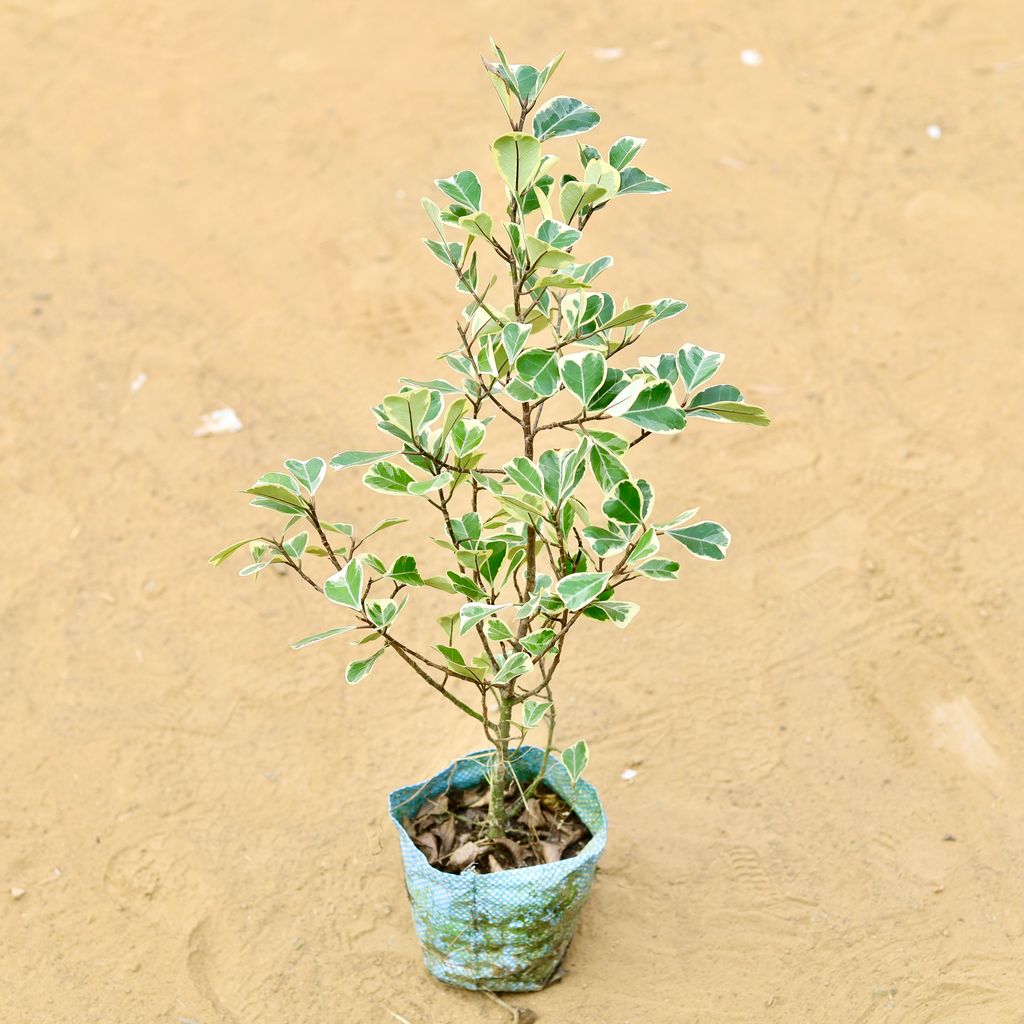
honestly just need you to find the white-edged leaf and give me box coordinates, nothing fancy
[324,558,365,609]
[346,647,385,685]
[238,561,270,577]
[609,135,646,170]
[493,652,533,684]
[559,351,607,408]
[666,521,731,561]
[331,449,400,471]
[676,344,724,391]
[283,457,326,495]
[459,602,512,636]
[209,537,262,566]
[435,170,482,211]
[533,96,600,141]
[523,699,553,728]
[282,530,309,560]
[291,626,355,650]
[562,739,589,784]
[556,571,611,611]
[492,133,542,194]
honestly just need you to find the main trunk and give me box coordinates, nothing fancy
[485,688,514,838]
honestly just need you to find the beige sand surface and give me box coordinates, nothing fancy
[3,3,1023,1021]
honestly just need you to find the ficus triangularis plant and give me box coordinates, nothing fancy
[212,42,769,840]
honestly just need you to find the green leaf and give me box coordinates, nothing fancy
[676,344,724,391]
[346,648,385,685]
[666,521,731,561]
[522,699,552,728]
[324,558,365,609]
[209,537,261,566]
[609,135,646,170]
[435,170,482,211]
[362,461,414,495]
[282,530,309,560]
[331,449,400,471]
[616,167,670,196]
[559,351,607,408]
[388,555,424,587]
[533,96,600,140]
[492,133,542,194]
[602,480,644,527]
[493,651,533,684]
[556,571,611,611]
[283,457,326,496]
[690,400,771,426]
[459,602,512,636]
[561,739,589,785]
[291,626,355,650]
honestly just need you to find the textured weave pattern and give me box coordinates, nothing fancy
[388,745,608,992]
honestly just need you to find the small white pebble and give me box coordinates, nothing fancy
[740,49,763,67]
[129,371,147,393]
[620,768,638,781]
[394,189,406,200]
[593,47,625,62]
[52,868,61,879]
[194,407,243,437]
[10,887,25,899]
[926,123,942,140]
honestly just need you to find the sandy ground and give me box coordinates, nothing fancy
[2,2,1024,1021]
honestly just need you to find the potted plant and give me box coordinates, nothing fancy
[211,42,769,993]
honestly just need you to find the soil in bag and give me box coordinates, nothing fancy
[403,780,593,875]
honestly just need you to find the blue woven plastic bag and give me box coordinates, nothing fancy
[388,745,608,991]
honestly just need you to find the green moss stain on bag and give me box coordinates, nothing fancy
[388,746,607,991]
